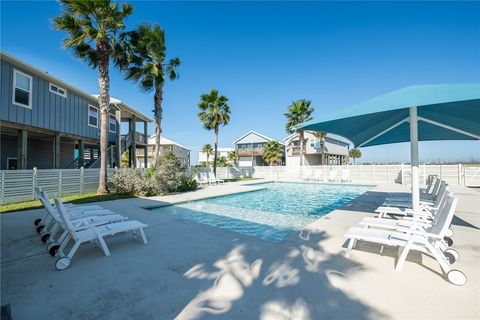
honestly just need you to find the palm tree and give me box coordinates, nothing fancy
[198,90,231,176]
[349,148,362,164]
[262,141,283,166]
[284,99,314,166]
[227,150,237,166]
[120,23,180,169]
[202,144,213,167]
[53,0,133,195]
[312,131,328,165]
[217,156,229,167]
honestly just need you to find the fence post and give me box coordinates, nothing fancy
[32,167,37,201]
[400,163,404,185]
[422,163,427,184]
[458,164,462,186]
[372,164,375,184]
[1,171,4,205]
[58,170,62,197]
[80,167,84,194]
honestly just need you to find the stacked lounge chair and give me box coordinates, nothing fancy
[343,177,467,286]
[32,187,148,270]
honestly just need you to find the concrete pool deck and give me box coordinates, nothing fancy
[1,181,479,319]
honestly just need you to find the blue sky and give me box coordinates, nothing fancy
[1,1,479,164]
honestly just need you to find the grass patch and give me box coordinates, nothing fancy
[223,177,262,182]
[0,192,134,214]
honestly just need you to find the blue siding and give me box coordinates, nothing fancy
[0,59,116,143]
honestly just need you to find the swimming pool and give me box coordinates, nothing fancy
[151,182,372,242]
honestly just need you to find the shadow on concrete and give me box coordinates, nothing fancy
[451,215,480,230]
[337,191,388,214]
[176,229,386,319]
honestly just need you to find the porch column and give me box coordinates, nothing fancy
[78,139,84,167]
[53,133,61,169]
[144,120,148,168]
[17,129,27,169]
[131,115,137,168]
[115,109,121,167]
[144,146,148,168]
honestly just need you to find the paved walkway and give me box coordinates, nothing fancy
[1,181,479,319]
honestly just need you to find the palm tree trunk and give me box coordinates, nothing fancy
[96,41,110,195]
[213,127,219,175]
[153,83,163,169]
[299,130,304,166]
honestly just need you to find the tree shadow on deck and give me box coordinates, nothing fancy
[176,229,387,319]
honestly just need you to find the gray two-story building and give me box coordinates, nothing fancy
[0,52,151,170]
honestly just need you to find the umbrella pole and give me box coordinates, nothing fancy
[409,106,420,212]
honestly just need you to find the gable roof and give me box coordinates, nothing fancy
[147,135,189,150]
[233,130,284,145]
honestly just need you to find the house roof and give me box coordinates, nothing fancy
[283,131,351,145]
[233,130,285,145]
[147,135,190,150]
[1,51,152,122]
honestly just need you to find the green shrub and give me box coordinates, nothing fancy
[108,152,197,196]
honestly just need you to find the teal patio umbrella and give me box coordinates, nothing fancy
[296,83,480,211]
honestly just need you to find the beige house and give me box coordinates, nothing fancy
[284,131,349,166]
[136,135,190,168]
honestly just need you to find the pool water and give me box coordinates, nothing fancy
[151,182,372,242]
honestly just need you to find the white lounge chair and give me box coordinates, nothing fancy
[195,172,210,187]
[33,187,105,232]
[386,179,442,203]
[344,196,466,285]
[378,183,448,216]
[382,181,447,210]
[207,171,225,184]
[328,169,337,182]
[359,192,457,257]
[43,198,129,257]
[340,169,351,183]
[53,197,148,270]
[303,169,313,181]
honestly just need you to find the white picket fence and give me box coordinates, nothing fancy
[198,164,480,187]
[0,168,115,205]
[1,164,478,205]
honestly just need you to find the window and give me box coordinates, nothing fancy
[49,83,67,98]
[12,69,32,108]
[88,105,98,127]
[109,115,117,133]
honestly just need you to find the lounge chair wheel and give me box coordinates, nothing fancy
[443,251,456,264]
[36,225,45,233]
[444,248,459,262]
[444,236,453,247]
[447,270,466,286]
[47,243,60,256]
[55,257,71,271]
[34,218,42,226]
[41,233,50,243]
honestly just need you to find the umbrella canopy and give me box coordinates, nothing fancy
[296,83,480,210]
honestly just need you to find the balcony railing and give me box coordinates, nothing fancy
[237,148,264,156]
[122,131,147,144]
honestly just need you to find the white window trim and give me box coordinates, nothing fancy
[49,82,67,98]
[12,69,32,109]
[88,105,99,128]
[109,114,117,133]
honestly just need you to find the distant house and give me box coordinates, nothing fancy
[136,135,190,167]
[198,147,234,165]
[233,131,285,166]
[283,131,349,166]
[0,52,152,170]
